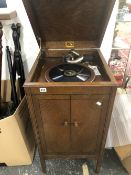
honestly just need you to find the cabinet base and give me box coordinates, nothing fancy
[40,156,102,174]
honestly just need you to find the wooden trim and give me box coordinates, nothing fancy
[98,49,117,84]
[25,88,40,145]
[44,154,96,159]
[35,95,70,100]
[45,41,98,50]
[96,87,117,173]
[24,51,40,84]
[25,88,46,172]
[71,94,108,100]
[30,86,111,95]
[0,9,17,20]
[25,82,116,87]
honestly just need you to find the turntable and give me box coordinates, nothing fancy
[22,0,117,174]
[45,50,96,82]
[45,63,95,82]
[37,50,107,83]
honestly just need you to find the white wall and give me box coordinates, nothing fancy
[100,0,119,62]
[1,0,118,79]
[1,0,39,80]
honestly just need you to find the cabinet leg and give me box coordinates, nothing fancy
[38,149,47,174]
[95,147,106,173]
[95,161,101,174]
[41,160,46,174]
[95,157,103,174]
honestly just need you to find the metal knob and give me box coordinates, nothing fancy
[96,101,102,106]
[74,121,79,127]
[64,121,68,126]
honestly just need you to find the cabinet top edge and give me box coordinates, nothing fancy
[24,82,117,88]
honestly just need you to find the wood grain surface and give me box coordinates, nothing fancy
[22,0,117,173]
[22,0,115,48]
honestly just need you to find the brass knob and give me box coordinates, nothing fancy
[74,121,79,127]
[64,121,68,126]
[96,101,102,106]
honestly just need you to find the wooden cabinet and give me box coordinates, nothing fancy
[70,95,109,154]
[33,95,70,153]
[25,84,116,173]
[22,0,117,173]
[32,94,109,155]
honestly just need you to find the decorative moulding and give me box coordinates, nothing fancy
[0,9,17,20]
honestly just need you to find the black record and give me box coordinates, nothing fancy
[45,64,95,82]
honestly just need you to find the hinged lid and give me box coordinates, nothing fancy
[22,0,115,49]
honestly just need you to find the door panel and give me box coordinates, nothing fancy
[71,95,109,153]
[33,95,70,153]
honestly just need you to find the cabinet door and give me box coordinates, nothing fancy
[71,95,109,154]
[32,95,70,153]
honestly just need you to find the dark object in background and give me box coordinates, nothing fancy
[11,23,25,99]
[83,55,95,62]
[6,46,19,108]
[13,50,25,98]
[11,23,21,51]
[0,0,7,8]
[0,22,3,119]
[0,47,18,120]
[0,101,15,119]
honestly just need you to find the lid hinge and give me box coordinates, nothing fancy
[37,37,45,59]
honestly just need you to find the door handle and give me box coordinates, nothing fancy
[70,121,79,127]
[74,121,79,127]
[63,121,69,126]
[63,121,79,127]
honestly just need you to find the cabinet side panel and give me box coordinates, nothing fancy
[25,88,46,171]
[96,87,117,172]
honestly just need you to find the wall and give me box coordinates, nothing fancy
[1,0,39,80]
[1,0,118,80]
[101,0,119,62]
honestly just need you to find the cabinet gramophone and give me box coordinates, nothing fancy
[22,0,117,173]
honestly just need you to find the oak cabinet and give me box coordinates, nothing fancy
[22,0,117,172]
[33,95,70,153]
[70,95,109,154]
[32,94,109,155]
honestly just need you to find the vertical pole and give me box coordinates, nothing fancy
[0,22,3,111]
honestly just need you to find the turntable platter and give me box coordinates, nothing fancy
[45,64,95,82]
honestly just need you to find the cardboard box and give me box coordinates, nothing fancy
[0,97,35,166]
[115,145,131,175]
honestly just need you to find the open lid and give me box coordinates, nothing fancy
[22,0,115,49]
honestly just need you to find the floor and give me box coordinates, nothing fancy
[0,149,128,175]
